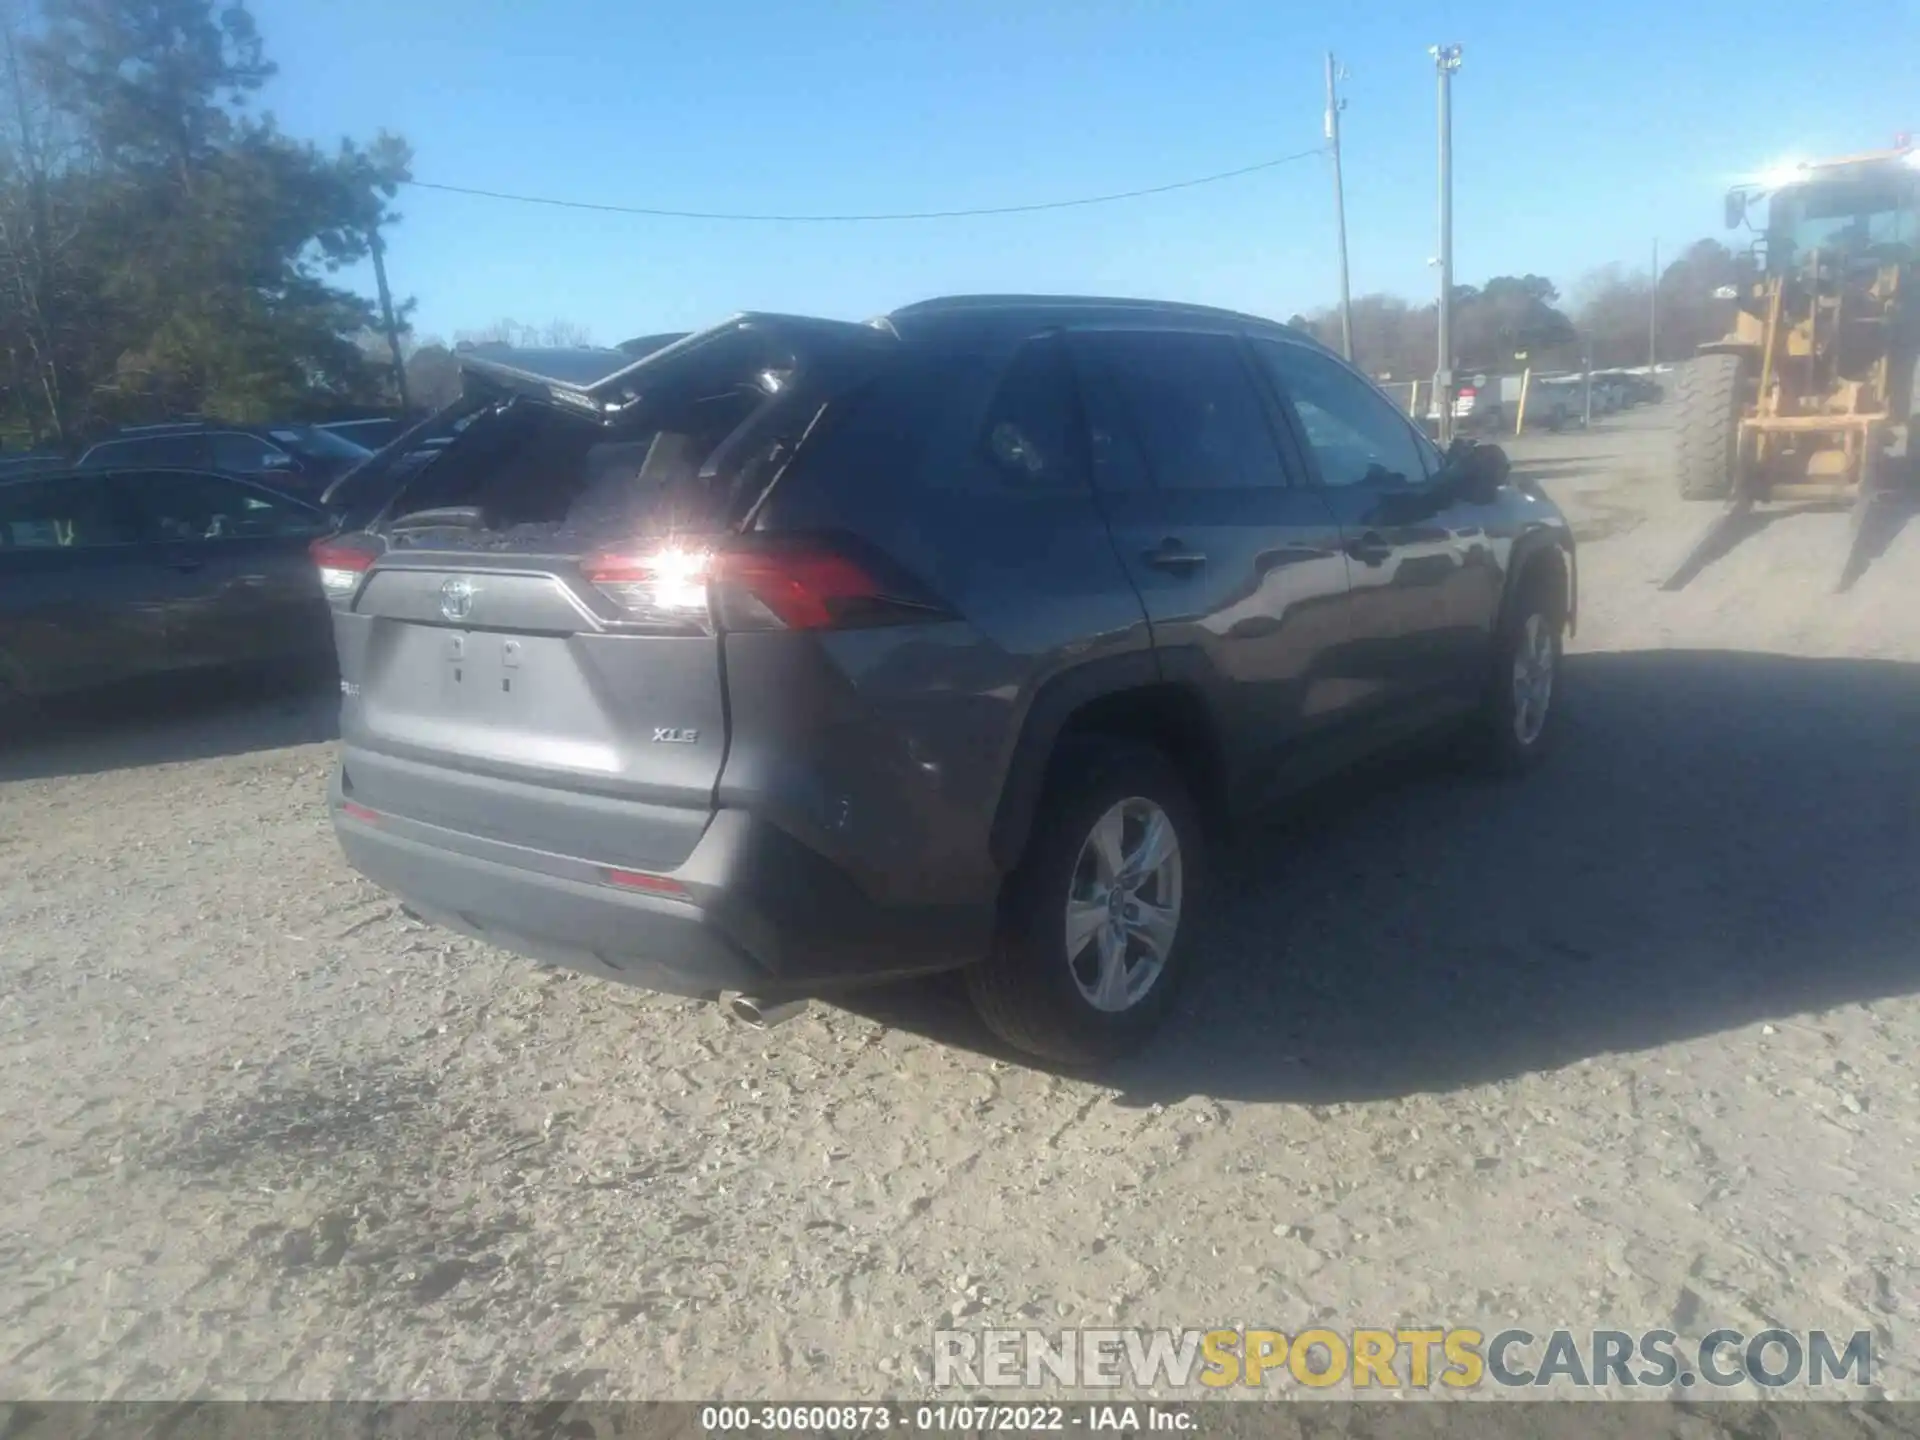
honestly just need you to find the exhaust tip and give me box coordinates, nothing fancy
[723,992,808,1030]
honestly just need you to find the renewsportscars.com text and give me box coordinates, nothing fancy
[933,1326,1875,1391]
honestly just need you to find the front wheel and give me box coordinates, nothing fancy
[1472,572,1565,775]
[1674,352,1744,500]
[967,740,1203,1066]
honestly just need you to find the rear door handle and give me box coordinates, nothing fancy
[1143,541,1206,573]
[1344,531,1392,567]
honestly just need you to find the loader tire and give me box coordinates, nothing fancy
[1674,352,1743,501]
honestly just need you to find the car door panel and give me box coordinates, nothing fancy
[1065,328,1352,794]
[110,470,333,672]
[0,474,170,695]
[1249,336,1499,718]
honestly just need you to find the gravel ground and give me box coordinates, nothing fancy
[3,403,1918,1403]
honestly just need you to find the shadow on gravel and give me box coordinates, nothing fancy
[841,649,1920,1103]
[1658,501,1846,591]
[0,665,338,782]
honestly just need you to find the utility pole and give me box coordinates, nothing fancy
[369,222,412,413]
[1583,338,1594,429]
[1648,238,1660,370]
[1431,43,1462,447]
[1325,53,1354,362]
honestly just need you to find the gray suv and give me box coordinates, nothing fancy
[316,297,1575,1064]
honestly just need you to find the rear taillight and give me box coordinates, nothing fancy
[581,541,929,633]
[581,545,716,627]
[720,550,896,630]
[310,536,377,597]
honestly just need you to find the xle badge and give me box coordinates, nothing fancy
[652,728,699,744]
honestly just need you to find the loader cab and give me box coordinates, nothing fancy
[1743,157,1920,276]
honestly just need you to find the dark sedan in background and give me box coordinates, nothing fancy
[75,421,373,502]
[0,466,339,709]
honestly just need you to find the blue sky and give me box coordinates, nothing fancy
[247,0,1918,343]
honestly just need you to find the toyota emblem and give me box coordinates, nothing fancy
[439,576,476,622]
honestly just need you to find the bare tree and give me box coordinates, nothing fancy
[452,318,594,351]
[538,319,593,348]
[0,0,83,442]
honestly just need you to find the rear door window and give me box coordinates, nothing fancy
[209,431,294,474]
[113,471,326,542]
[1071,330,1289,492]
[81,434,210,470]
[0,476,139,549]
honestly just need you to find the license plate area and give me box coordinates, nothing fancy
[441,630,527,713]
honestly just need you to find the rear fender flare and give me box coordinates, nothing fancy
[987,650,1231,874]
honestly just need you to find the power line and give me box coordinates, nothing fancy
[402,148,1327,224]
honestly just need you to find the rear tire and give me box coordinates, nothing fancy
[1675,352,1744,501]
[967,739,1203,1067]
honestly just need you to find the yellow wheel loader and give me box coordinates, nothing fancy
[1663,142,1919,591]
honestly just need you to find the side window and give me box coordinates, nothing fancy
[0,476,139,548]
[764,348,996,518]
[117,472,324,542]
[86,435,209,469]
[977,335,1085,491]
[76,439,131,470]
[209,431,292,474]
[1071,331,1288,491]
[792,349,986,496]
[1251,338,1432,488]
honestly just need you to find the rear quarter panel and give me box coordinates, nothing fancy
[730,341,1153,906]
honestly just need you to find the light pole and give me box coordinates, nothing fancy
[1431,43,1462,447]
[1649,238,1660,369]
[1325,53,1354,362]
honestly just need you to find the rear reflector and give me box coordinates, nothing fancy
[310,537,378,596]
[602,867,691,899]
[338,800,380,824]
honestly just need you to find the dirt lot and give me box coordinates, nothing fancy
[3,402,1918,1402]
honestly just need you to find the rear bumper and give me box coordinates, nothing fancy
[329,772,995,1000]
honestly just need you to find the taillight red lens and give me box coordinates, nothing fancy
[311,537,377,596]
[338,800,380,824]
[582,542,903,632]
[721,550,888,631]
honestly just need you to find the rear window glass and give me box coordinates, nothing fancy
[380,386,775,550]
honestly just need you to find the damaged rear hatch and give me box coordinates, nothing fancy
[320,314,896,876]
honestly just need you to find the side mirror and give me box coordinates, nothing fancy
[1446,438,1510,503]
[1724,189,1748,231]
